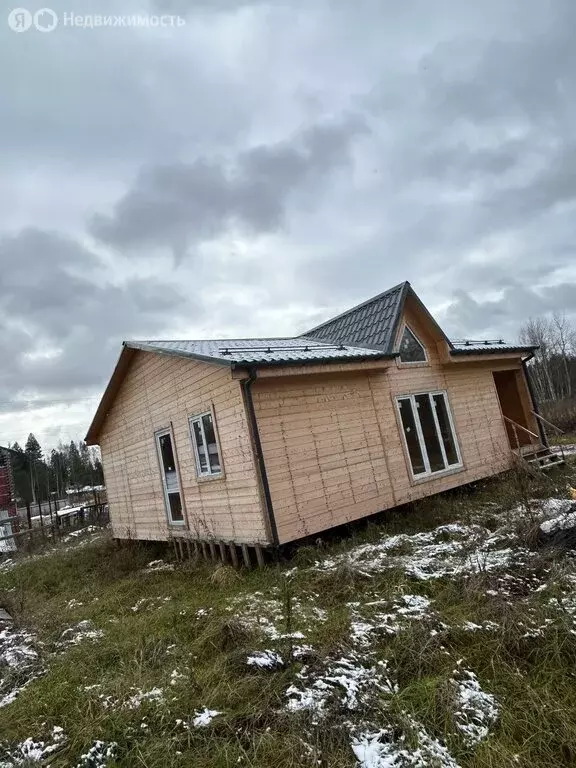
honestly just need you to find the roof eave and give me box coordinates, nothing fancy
[232,353,395,369]
[125,341,232,368]
[449,345,538,357]
[85,344,136,445]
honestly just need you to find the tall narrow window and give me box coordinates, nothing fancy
[189,411,222,477]
[415,394,445,472]
[433,393,459,466]
[399,326,427,363]
[398,397,426,475]
[155,429,184,524]
[396,392,461,478]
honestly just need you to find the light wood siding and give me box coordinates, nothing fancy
[253,304,518,544]
[99,353,268,544]
[252,373,395,543]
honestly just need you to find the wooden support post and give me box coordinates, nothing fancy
[218,541,227,564]
[208,541,217,560]
[254,544,265,568]
[241,543,251,569]
[201,541,209,560]
[228,542,239,569]
[185,540,191,559]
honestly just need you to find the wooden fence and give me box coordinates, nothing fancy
[0,503,109,554]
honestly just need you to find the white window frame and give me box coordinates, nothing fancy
[396,390,462,479]
[154,426,185,526]
[188,410,223,479]
[397,324,428,365]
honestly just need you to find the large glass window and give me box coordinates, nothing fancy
[396,392,461,477]
[399,326,427,363]
[189,412,222,477]
[155,429,184,524]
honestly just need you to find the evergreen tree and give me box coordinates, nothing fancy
[24,433,43,503]
[24,433,42,462]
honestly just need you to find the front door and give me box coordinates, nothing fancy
[155,428,185,525]
[493,370,532,449]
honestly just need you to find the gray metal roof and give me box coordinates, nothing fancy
[450,341,537,355]
[126,337,390,367]
[302,282,408,351]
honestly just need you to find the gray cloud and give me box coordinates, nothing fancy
[0,229,191,411]
[2,0,576,447]
[90,116,367,257]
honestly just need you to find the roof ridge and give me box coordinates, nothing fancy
[127,335,297,344]
[302,281,409,336]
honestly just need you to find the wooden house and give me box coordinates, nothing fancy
[85,281,557,551]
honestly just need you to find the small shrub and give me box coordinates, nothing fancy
[209,565,241,587]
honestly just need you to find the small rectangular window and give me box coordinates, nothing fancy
[189,411,222,477]
[396,391,461,478]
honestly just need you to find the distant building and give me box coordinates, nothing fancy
[0,447,18,552]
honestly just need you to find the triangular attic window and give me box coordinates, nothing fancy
[399,326,427,363]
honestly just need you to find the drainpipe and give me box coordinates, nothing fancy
[241,368,279,547]
[522,355,547,448]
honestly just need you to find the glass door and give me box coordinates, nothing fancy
[397,391,462,478]
[155,428,184,524]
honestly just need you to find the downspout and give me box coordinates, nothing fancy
[241,368,280,548]
[522,354,548,448]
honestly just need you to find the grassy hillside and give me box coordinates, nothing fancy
[2,461,576,767]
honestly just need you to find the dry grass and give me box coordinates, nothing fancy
[1,461,576,766]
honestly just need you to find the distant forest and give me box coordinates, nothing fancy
[8,434,104,507]
[520,313,576,433]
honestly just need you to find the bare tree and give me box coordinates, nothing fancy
[520,313,576,403]
[519,316,557,401]
[552,312,575,398]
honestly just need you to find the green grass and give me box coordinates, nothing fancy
[2,460,576,767]
[552,432,576,446]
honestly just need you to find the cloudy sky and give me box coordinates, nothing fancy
[1,0,575,449]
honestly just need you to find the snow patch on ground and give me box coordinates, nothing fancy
[451,667,499,746]
[144,559,174,572]
[130,596,172,612]
[247,650,284,669]
[540,507,576,534]
[286,653,396,719]
[76,740,118,767]
[0,621,43,709]
[351,718,460,768]
[230,588,327,640]
[59,620,104,647]
[125,687,164,710]
[192,708,221,727]
[461,620,500,633]
[62,525,101,542]
[349,594,433,644]
[315,523,524,581]
[0,726,67,765]
[85,686,165,711]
